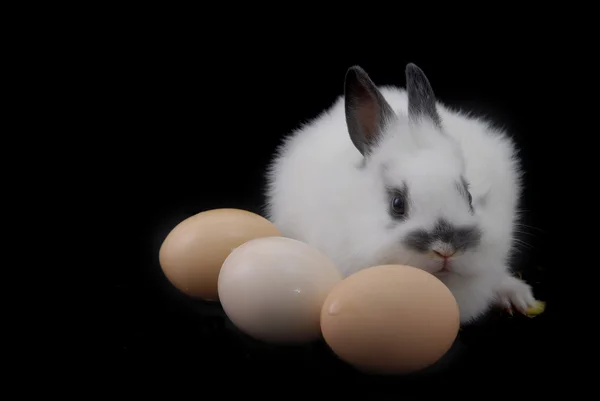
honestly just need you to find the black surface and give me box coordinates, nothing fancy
[106,30,581,397]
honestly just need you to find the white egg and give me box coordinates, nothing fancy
[218,236,343,344]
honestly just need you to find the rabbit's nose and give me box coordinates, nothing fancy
[433,248,456,259]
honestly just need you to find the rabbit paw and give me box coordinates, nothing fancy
[495,275,537,315]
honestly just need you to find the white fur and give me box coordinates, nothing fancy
[264,79,536,324]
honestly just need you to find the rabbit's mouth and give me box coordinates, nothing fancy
[431,257,462,277]
[433,264,452,276]
[433,269,458,280]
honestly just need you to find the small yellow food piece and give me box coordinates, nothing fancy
[525,300,546,317]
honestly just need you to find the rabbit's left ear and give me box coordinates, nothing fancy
[344,65,395,156]
[405,63,441,127]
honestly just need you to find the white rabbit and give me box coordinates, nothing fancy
[264,63,537,324]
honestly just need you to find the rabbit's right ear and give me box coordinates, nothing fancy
[344,66,395,156]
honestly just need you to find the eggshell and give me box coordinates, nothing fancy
[218,236,343,344]
[320,264,460,375]
[159,208,281,301]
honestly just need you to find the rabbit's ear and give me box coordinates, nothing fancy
[344,66,395,156]
[405,63,441,127]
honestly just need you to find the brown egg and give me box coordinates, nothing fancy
[159,208,281,301]
[320,264,460,375]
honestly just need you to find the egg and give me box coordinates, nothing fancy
[158,208,281,301]
[218,236,343,344]
[320,264,460,375]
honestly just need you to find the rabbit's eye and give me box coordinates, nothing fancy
[391,196,406,217]
[386,184,409,219]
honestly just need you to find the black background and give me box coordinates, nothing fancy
[108,30,581,397]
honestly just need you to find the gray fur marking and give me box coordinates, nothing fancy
[403,218,481,253]
[456,176,474,213]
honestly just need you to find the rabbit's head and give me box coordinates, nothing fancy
[345,63,483,277]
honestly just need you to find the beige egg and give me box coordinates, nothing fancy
[218,236,343,344]
[159,208,281,301]
[320,264,460,375]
